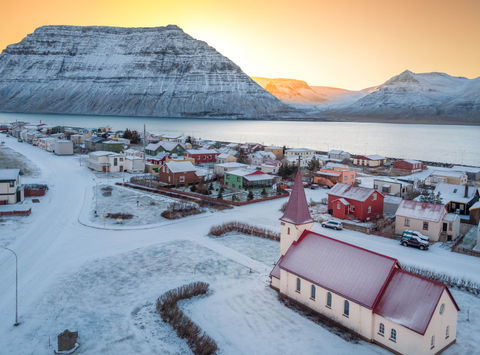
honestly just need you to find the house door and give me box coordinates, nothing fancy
[442,223,448,232]
[120,166,123,172]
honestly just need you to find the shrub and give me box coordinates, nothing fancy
[156,282,218,355]
[247,190,254,201]
[209,221,280,241]
[261,188,267,197]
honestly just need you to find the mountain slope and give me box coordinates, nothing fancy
[338,70,480,121]
[0,25,293,118]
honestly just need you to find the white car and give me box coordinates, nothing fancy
[321,220,343,230]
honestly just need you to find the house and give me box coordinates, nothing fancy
[373,178,413,198]
[327,183,384,221]
[353,155,387,167]
[393,159,424,173]
[451,166,480,181]
[264,146,284,160]
[124,157,145,174]
[213,162,248,177]
[101,141,125,153]
[36,137,57,152]
[284,148,315,167]
[313,167,356,187]
[157,161,200,186]
[261,160,282,174]
[271,173,459,355]
[145,141,186,156]
[0,169,24,205]
[469,202,480,226]
[87,151,125,173]
[124,149,145,159]
[224,169,275,190]
[184,149,219,164]
[216,153,237,164]
[328,149,351,162]
[395,200,460,242]
[434,183,479,216]
[54,140,74,155]
[250,151,276,166]
[426,171,468,186]
[85,136,105,151]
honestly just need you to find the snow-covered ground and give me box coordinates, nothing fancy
[0,135,479,354]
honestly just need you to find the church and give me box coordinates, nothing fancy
[270,171,459,355]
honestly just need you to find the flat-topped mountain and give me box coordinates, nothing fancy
[0,25,293,118]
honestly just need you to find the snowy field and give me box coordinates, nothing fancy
[1,135,480,355]
[0,145,40,177]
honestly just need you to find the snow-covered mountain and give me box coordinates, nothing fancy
[251,76,372,106]
[337,70,480,122]
[0,25,294,118]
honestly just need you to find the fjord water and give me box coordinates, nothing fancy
[1,112,479,166]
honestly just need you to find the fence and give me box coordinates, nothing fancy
[0,208,31,217]
[209,221,280,241]
[24,184,48,197]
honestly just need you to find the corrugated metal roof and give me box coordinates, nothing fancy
[374,269,459,335]
[165,161,195,173]
[328,183,377,202]
[0,169,20,181]
[280,171,313,225]
[278,231,397,308]
[395,200,446,222]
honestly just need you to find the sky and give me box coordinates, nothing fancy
[0,0,479,90]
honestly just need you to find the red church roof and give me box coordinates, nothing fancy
[280,171,313,225]
[374,268,459,335]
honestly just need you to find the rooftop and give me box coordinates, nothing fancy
[165,161,196,173]
[395,200,445,222]
[434,183,478,204]
[280,171,313,225]
[0,169,21,181]
[328,183,378,202]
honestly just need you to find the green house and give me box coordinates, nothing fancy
[145,141,185,156]
[224,169,274,190]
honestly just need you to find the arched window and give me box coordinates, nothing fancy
[287,227,290,235]
[390,329,397,342]
[296,278,301,292]
[446,326,450,339]
[326,292,332,308]
[439,303,445,315]
[431,335,435,349]
[344,300,350,317]
[379,323,385,335]
[311,285,316,300]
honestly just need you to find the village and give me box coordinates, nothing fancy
[1,120,480,355]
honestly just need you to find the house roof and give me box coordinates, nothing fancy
[374,268,459,335]
[244,173,274,182]
[328,183,378,202]
[434,183,478,204]
[186,149,218,155]
[470,201,480,210]
[356,154,385,161]
[280,171,313,225]
[215,162,247,169]
[431,170,466,178]
[0,169,20,181]
[395,200,446,222]
[334,198,350,206]
[165,161,195,173]
[278,230,398,308]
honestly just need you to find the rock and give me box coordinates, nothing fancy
[0,25,294,119]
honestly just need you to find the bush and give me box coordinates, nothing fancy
[247,190,254,201]
[209,221,280,241]
[161,202,202,219]
[157,282,218,355]
[261,188,267,197]
[190,184,197,192]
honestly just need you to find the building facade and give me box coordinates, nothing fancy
[0,169,24,205]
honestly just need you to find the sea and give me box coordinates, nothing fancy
[1,112,479,166]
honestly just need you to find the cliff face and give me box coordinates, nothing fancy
[0,25,292,118]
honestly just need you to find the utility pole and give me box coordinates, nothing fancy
[143,124,146,165]
[0,246,19,326]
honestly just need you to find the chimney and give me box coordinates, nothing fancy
[464,184,469,198]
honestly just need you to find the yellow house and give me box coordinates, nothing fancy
[264,146,284,160]
[271,172,459,355]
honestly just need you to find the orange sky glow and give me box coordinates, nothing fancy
[1,0,479,90]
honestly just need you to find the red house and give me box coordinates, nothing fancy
[327,183,384,221]
[158,161,201,186]
[184,149,220,163]
[392,159,424,173]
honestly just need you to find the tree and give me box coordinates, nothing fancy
[217,190,223,199]
[307,157,320,172]
[190,184,197,192]
[418,188,443,204]
[278,162,297,180]
[123,129,140,144]
[237,150,249,164]
[261,187,268,197]
[247,190,254,201]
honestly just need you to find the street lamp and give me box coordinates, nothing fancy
[0,245,19,326]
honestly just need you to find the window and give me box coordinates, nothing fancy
[9,181,15,187]
[449,223,452,231]
[179,176,185,183]
[287,227,290,235]
[446,326,450,339]
[350,205,355,212]
[379,323,385,336]
[390,329,397,342]
[114,158,118,166]
[374,184,378,189]
[423,221,429,230]
[372,193,377,201]
[439,303,445,315]
[431,335,435,349]
[368,206,372,213]
[326,292,332,308]
[296,278,301,293]
[343,300,349,317]
[337,203,341,209]
[311,285,316,300]
[404,218,410,227]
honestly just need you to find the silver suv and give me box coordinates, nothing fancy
[322,220,343,230]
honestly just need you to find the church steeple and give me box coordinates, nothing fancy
[280,170,313,225]
[279,168,314,256]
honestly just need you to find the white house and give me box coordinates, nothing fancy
[54,140,74,155]
[213,162,248,177]
[0,169,24,205]
[270,172,459,355]
[395,200,460,242]
[426,171,468,186]
[374,178,413,198]
[124,157,145,173]
[284,148,315,167]
[87,151,125,173]
[328,149,351,161]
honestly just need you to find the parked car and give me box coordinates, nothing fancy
[310,184,319,190]
[322,220,343,230]
[400,230,429,250]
